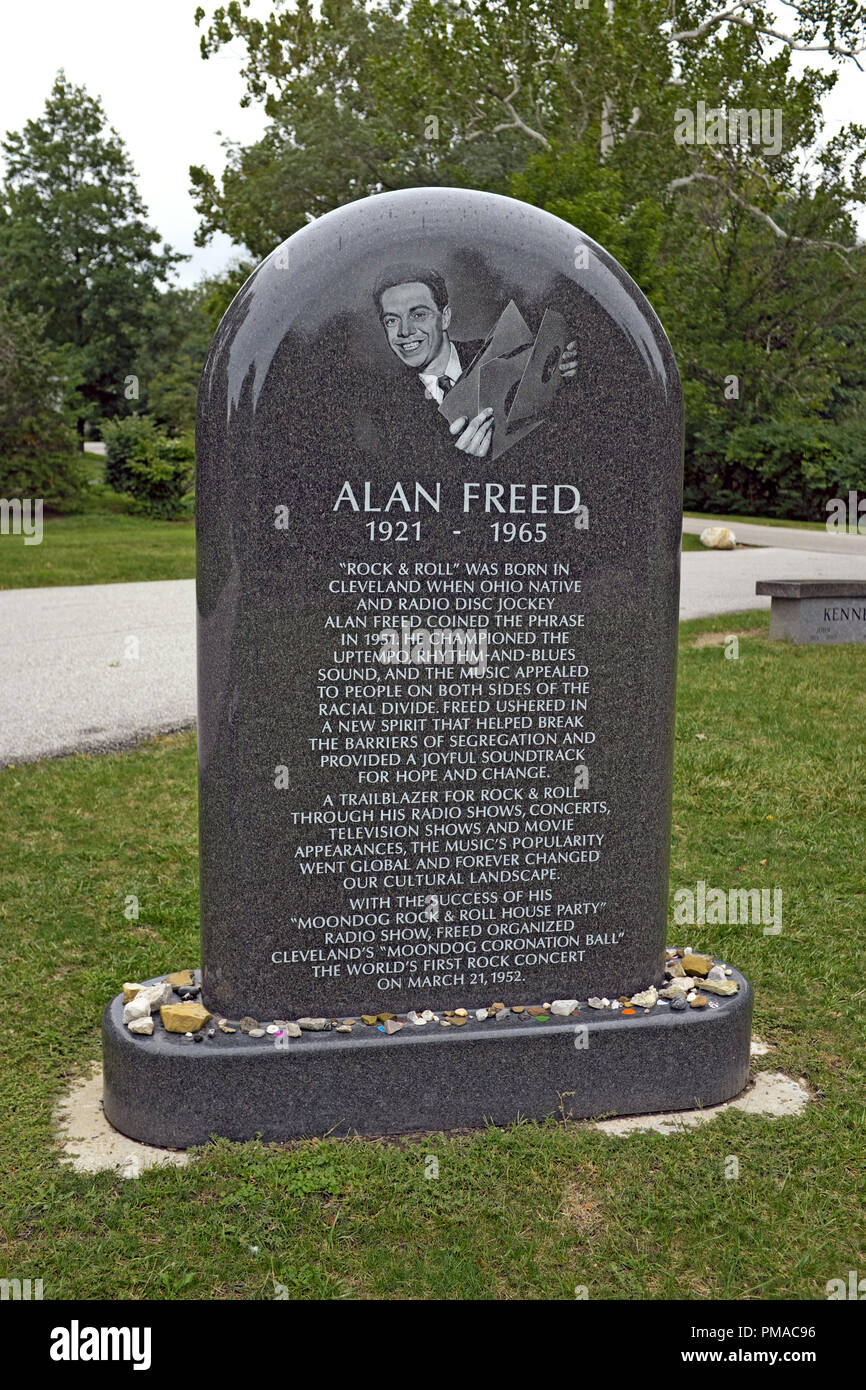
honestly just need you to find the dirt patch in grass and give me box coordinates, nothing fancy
[689,627,765,647]
[559,1181,607,1234]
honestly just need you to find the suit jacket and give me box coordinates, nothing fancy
[346,334,568,470]
[347,338,486,469]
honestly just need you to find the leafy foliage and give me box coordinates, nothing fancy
[0,295,84,501]
[135,262,255,434]
[136,289,212,434]
[103,414,160,494]
[0,72,184,433]
[686,417,866,516]
[102,414,194,519]
[191,0,866,517]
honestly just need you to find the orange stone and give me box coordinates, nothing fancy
[166,970,196,987]
[160,1001,211,1033]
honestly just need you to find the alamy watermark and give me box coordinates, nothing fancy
[673,880,782,935]
[826,1270,866,1299]
[0,497,43,545]
[1,1277,43,1300]
[674,101,782,156]
[49,1322,151,1369]
[826,491,866,534]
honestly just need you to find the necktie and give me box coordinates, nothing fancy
[437,375,453,398]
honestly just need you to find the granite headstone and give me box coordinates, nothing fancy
[102,189,752,1145]
[196,187,683,1020]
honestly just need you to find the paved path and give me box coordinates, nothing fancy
[2,528,864,762]
[678,544,865,621]
[682,515,866,555]
[0,580,196,764]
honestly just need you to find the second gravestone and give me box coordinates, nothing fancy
[102,188,752,1145]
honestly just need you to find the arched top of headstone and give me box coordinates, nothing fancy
[201,187,679,430]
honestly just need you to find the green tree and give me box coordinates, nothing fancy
[0,295,83,500]
[0,71,184,434]
[137,287,213,434]
[190,1,866,517]
[118,261,253,436]
[190,2,866,254]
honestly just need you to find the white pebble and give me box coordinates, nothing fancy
[127,1016,154,1035]
[141,981,173,1009]
[475,1008,488,1021]
[122,994,151,1023]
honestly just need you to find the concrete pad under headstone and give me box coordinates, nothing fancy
[60,1045,794,1171]
[594,1070,810,1135]
[54,1062,189,1177]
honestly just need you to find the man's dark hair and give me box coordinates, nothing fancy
[373,265,449,316]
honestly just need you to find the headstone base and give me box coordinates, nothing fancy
[102,972,753,1148]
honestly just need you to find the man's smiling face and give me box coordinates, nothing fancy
[379,281,451,372]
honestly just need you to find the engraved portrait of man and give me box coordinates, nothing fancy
[373,265,578,460]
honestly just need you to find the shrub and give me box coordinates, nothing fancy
[101,414,194,519]
[102,414,162,494]
[127,434,195,519]
[0,450,88,504]
[684,419,866,521]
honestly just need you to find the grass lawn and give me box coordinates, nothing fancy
[0,609,864,1300]
[681,532,707,551]
[684,510,837,534]
[0,508,195,589]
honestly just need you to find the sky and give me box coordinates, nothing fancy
[0,0,864,289]
[0,0,269,285]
